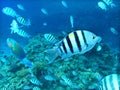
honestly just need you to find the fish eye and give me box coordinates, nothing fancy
[93,36,96,39]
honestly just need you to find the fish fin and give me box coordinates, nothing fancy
[44,47,60,63]
[22,58,33,67]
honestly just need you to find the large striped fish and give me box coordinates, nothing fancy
[2,7,19,17]
[98,74,120,90]
[45,30,102,63]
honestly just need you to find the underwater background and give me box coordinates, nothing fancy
[0,0,120,90]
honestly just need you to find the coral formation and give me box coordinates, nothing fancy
[0,34,119,90]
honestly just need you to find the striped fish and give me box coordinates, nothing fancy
[61,75,73,87]
[60,75,80,89]
[10,27,30,38]
[2,7,18,17]
[98,1,107,11]
[98,74,120,90]
[16,16,31,26]
[44,33,57,44]
[16,29,30,38]
[30,77,43,86]
[103,0,116,7]
[33,86,41,90]
[45,30,102,63]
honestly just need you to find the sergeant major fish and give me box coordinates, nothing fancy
[6,38,33,67]
[103,0,116,8]
[10,20,30,38]
[44,33,58,44]
[98,1,107,11]
[10,27,30,38]
[2,7,19,17]
[16,16,31,27]
[98,74,120,90]
[45,30,102,63]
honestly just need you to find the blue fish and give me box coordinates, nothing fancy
[6,38,33,67]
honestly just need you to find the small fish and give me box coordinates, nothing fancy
[70,15,74,28]
[103,0,111,5]
[96,45,102,51]
[44,75,55,81]
[44,33,57,44]
[16,16,31,26]
[17,29,30,38]
[61,1,68,8]
[17,4,25,11]
[10,26,30,38]
[10,26,19,34]
[41,8,48,15]
[103,0,116,8]
[60,75,79,89]
[98,1,107,11]
[43,22,47,26]
[61,75,72,87]
[33,86,41,90]
[110,27,118,35]
[98,74,120,90]
[6,38,33,67]
[30,77,43,86]
[2,7,19,17]
[45,30,102,63]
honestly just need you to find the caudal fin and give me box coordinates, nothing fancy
[44,47,60,63]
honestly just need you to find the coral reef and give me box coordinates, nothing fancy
[0,34,119,90]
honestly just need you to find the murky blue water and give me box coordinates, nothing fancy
[0,0,120,89]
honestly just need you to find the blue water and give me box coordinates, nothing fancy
[0,0,120,53]
[0,0,120,89]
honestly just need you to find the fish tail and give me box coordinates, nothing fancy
[44,47,60,63]
[22,58,33,67]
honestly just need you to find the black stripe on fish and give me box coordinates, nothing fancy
[61,41,67,54]
[48,35,52,40]
[22,18,25,23]
[50,36,54,41]
[74,31,81,52]
[66,36,74,53]
[81,30,88,47]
